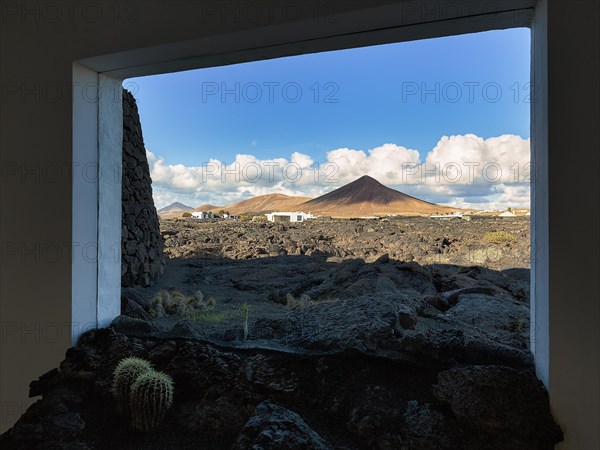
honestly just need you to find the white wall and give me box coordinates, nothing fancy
[531,2,600,448]
[96,75,124,329]
[71,64,100,338]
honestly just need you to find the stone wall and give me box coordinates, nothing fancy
[121,90,165,287]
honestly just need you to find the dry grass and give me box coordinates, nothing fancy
[483,231,517,244]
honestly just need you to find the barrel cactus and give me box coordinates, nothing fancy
[112,357,153,416]
[130,370,174,432]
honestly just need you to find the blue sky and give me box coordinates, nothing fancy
[128,28,532,210]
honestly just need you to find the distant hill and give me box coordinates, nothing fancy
[224,193,311,215]
[158,177,457,219]
[193,204,222,213]
[301,175,457,217]
[157,202,194,217]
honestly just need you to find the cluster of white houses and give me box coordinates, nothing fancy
[191,211,215,219]
[192,210,525,221]
[191,210,315,223]
[429,210,529,220]
[191,211,239,219]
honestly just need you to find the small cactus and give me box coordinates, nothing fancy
[130,370,174,432]
[205,296,216,311]
[174,297,188,316]
[168,291,185,315]
[112,357,153,416]
[150,291,171,318]
[150,302,166,319]
[186,290,206,314]
[160,290,173,307]
[150,289,217,318]
[193,290,204,303]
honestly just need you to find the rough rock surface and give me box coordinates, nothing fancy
[3,200,558,448]
[121,90,165,287]
[433,365,563,448]
[232,401,330,450]
[159,216,530,269]
[119,255,532,369]
[253,290,531,368]
[0,328,562,449]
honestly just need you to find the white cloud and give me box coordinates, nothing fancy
[326,143,421,185]
[422,134,530,185]
[146,134,531,210]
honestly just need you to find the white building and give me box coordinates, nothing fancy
[430,212,463,220]
[498,211,517,217]
[192,211,214,219]
[265,212,315,223]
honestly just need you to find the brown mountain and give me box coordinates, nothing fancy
[300,175,457,217]
[193,204,222,212]
[224,193,311,215]
[157,202,194,217]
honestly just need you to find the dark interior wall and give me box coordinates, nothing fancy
[544,1,600,448]
[121,90,165,287]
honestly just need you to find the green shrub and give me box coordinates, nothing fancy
[483,231,517,244]
[151,289,218,318]
[182,212,192,218]
[187,310,226,324]
[130,370,174,432]
[112,357,153,416]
